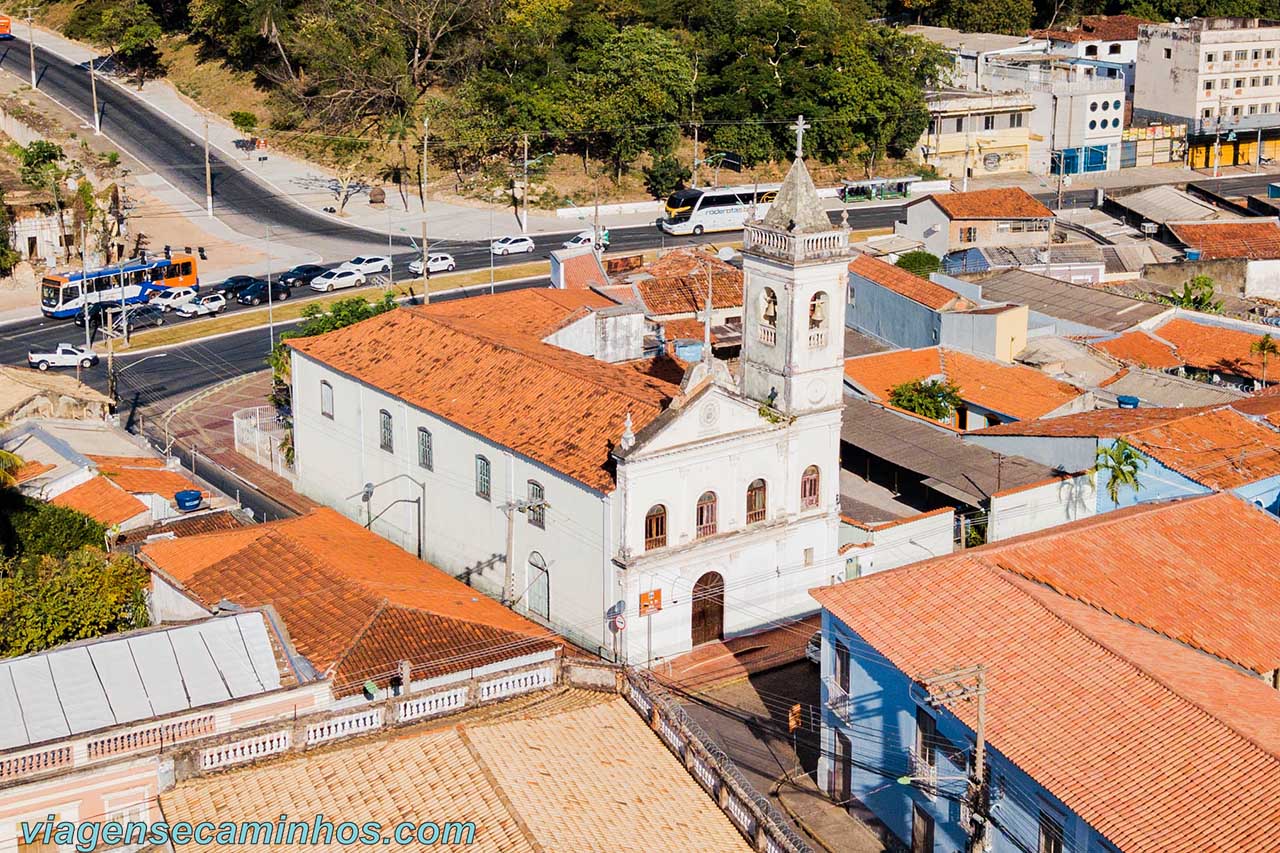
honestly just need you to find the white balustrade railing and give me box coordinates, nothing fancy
[479,666,553,702]
[200,730,291,770]
[305,709,384,746]
[398,687,468,723]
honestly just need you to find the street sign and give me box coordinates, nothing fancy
[788,703,802,732]
[639,589,662,616]
[610,614,627,633]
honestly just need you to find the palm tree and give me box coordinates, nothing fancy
[1251,333,1280,386]
[1095,439,1146,505]
[0,448,24,488]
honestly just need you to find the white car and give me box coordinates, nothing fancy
[561,229,610,250]
[309,268,366,292]
[339,255,392,275]
[408,253,456,275]
[490,235,535,256]
[148,286,198,311]
[175,293,227,317]
[28,343,98,370]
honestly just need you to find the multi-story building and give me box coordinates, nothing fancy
[1032,14,1150,99]
[1134,17,1280,168]
[918,89,1034,182]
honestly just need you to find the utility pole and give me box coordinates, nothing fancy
[421,116,430,303]
[80,223,91,352]
[265,224,274,350]
[25,6,36,91]
[203,115,214,218]
[521,133,529,234]
[921,665,989,853]
[500,495,550,606]
[88,53,100,134]
[691,123,699,187]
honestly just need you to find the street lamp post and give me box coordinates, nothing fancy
[109,352,168,404]
[352,474,427,559]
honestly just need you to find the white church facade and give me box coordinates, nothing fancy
[286,155,851,664]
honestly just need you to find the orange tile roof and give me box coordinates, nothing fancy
[51,476,148,527]
[288,306,680,491]
[12,459,53,484]
[843,347,1084,422]
[161,693,753,853]
[1155,317,1274,382]
[623,249,743,317]
[85,454,166,469]
[660,318,721,344]
[422,287,615,339]
[813,541,1280,853]
[1032,13,1151,42]
[922,187,1053,220]
[848,254,965,310]
[970,402,1211,437]
[558,249,610,291]
[142,508,558,693]
[1122,407,1280,489]
[1092,329,1183,368]
[1169,220,1280,260]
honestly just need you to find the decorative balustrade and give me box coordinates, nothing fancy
[744,225,849,262]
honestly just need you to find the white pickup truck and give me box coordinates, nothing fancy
[27,343,99,371]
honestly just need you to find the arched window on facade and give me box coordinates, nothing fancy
[696,491,718,538]
[801,465,821,509]
[527,551,549,620]
[1084,44,1098,57]
[746,479,767,524]
[759,287,779,345]
[379,410,393,453]
[644,505,667,550]
[808,292,829,347]
[1108,42,1122,54]
[527,480,545,528]
[417,428,433,470]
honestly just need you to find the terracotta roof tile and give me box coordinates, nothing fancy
[142,508,557,692]
[1093,329,1182,368]
[623,249,743,317]
[115,509,248,546]
[849,254,964,310]
[51,476,148,526]
[12,459,53,484]
[86,454,166,469]
[1032,14,1151,42]
[422,287,615,339]
[1123,407,1280,489]
[559,249,610,291]
[161,694,752,852]
[812,532,1280,853]
[1169,220,1280,260]
[843,347,1084,422]
[1155,317,1275,382]
[970,403,1211,437]
[102,467,204,496]
[921,187,1053,220]
[288,306,680,491]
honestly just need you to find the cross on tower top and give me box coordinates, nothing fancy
[791,114,810,159]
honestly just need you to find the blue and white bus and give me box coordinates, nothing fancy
[41,254,200,319]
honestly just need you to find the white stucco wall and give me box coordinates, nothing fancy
[1244,258,1280,298]
[987,473,1097,542]
[895,200,951,258]
[841,509,955,578]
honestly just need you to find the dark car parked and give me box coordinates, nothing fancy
[110,303,166,333]
[72,303,106,328]
[211,275,266,297]
[237,280,292,306]
[279,264,327,287]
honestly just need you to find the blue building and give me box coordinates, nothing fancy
[811,494,1280,853]
[964,401,1280,515]
[846,254,973,350]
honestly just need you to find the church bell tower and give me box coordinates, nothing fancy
[740,127,851,416]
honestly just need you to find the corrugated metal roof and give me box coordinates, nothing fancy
[976,268,1166,332]
[0,612,283,750]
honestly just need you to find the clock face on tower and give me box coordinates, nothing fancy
[807,378,826,405]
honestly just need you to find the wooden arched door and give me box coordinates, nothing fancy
[691,571,725,646]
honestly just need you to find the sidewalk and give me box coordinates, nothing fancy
[965,161,1280,195]
[161,370,319,517]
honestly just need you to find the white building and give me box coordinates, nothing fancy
[1135,16,1280,168]
[1032,14,1149,99]
[287,157,849,665]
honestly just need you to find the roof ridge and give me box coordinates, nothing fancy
[993,566,1280,765]
[325,598,391,680]
[410,311,676,407]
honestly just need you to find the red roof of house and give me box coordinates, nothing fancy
[848,254,965,310]
[1093,317,1280,383]
[1031,14,1151,42]
[142,508,558,694]
[1169,220,1280,260]
[1093,329,1182,368]
[842,347,1085,422]
[288,304,681,491]
[921,187,1053,220]
[557,249,610,291]
[51,476,148,527]
[423,287,615,339]
[812,501,1280,853]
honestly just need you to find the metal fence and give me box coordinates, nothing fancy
[624,669,814,853]
[232,406,293,480]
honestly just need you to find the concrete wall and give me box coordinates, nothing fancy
[1234,474,1280,515]
[1095,438,1210,512]
[939,305,1028,362]
[896,200,952,258]
[988,473,1097,541]
[1141,258,1248,295]
[963,433,1100,472]
[840,510,955,578]
[290,350,615,658]
[1244,258,1280,298]
[818,612,1102,853]
[846,272,942,350]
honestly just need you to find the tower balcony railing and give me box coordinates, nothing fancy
[745,224,850,262]
[759,324,777,346]
[808,328,827,348]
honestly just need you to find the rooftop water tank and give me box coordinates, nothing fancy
[673,339,704,362]
[1117,395,1140,409]
[1185,248,1201,261]
[174,489,203,511]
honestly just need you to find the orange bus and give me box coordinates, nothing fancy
[0,16,13,39]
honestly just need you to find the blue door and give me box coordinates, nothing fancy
[1084,145,1108,172]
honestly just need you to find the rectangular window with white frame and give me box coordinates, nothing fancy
[527,480,545,528]
[1038,809,1066,853]
[320,381,334,419]
[475,455,491,500]
[417,428,433,470]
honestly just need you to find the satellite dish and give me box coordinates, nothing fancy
[716,246,738,262]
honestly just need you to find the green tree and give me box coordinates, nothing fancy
[0,548,149,657]
[939,0,1034,35]
[1161,274,1223,313]
[888,378,964,422]
[896,250,941,277]
[0,186,21,276]
[579,26,693,178]
[95,0,164,84]
[0,491,108,558]
[18,141,71,263]
[643,154,691,199]
[230,110,259,138]
[1251,332,1280,386]
[1095,438,1146,505]
[0,449,22,488]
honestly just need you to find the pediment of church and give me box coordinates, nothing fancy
[626,381,780,459]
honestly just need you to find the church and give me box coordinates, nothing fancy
[285,152,851,664]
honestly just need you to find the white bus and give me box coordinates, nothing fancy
[659,184,781,236]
